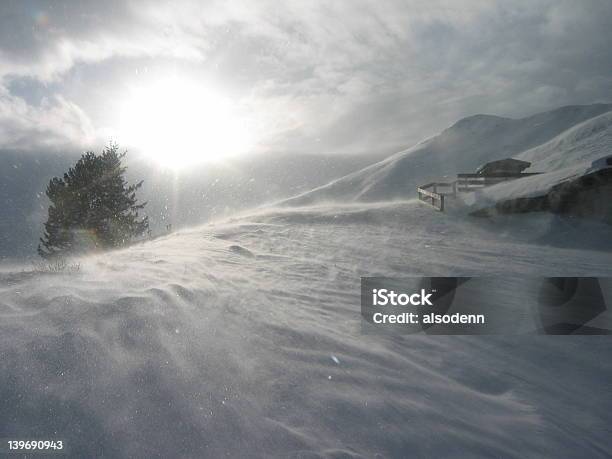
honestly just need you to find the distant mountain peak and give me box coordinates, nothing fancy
[449,114,510,130]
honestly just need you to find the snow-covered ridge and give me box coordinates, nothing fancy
[281,104,612,206]
[518,110,612,172]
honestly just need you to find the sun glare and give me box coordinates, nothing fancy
[119,78,254,168]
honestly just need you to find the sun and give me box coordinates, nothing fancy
[118,77,254,168]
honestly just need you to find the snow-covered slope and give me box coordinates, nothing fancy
[2,201,612,458]
[282,104,612,206]
[517,110,612,172]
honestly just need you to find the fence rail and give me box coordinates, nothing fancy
[456,172,541,191]
[417,181,456,211]
[418,172,542,211]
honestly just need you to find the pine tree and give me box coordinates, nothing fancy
[38,144,149,258]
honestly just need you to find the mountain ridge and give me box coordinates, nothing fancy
[281,103,612,206]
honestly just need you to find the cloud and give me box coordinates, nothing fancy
[0,85,95,150]
[0,0,211,82]
[0,0,611,154]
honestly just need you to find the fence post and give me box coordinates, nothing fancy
[440,195,445,211]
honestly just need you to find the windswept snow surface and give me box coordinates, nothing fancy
[2,201,612,458]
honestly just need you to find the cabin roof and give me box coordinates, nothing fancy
[475,158,531,175]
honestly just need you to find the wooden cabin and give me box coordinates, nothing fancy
[418,155,612,221]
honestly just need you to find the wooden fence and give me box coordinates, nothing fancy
[417,181,456,211]
[418,172,541,211]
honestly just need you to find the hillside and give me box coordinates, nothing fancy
[282,104,612,206]
[517,110,612,172]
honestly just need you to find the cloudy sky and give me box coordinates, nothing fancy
[1,0,611,161]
